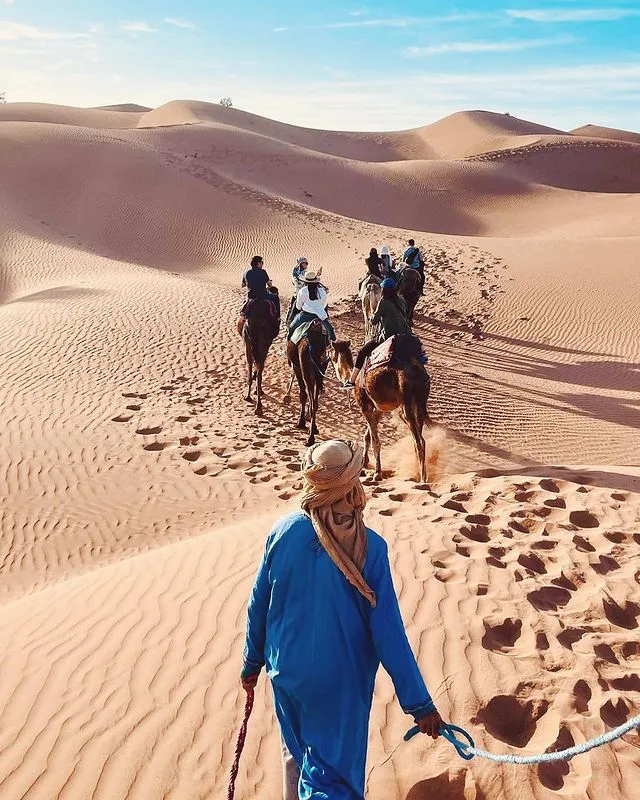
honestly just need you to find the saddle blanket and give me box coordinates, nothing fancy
[290,319,328,346]
[241,297,277,318]
[362,335,429,380]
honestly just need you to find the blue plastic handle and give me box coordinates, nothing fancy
[404,723,476,761]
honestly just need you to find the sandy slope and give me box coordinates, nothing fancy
[571,124,640,146]
[0,102,639,800]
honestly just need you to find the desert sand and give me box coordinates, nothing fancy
[0,100,638,800]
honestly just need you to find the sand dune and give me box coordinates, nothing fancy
[0,100,639,799]
[0,102,145,129]
[571,124,640,146]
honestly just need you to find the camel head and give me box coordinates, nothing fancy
[330,340,353,383]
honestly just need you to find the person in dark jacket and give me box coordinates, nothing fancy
[342,278,413,388]
[238,255,280,336]
[365,248,383,279]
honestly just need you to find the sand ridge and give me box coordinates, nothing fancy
[0,101,639,799]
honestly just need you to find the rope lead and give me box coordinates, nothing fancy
[405,714,640,765]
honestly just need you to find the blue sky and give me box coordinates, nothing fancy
[1,1,639,131]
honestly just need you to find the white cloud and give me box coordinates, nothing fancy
[507,8,640,23]
[120,21,158,34]
[3,0,17,5]
[273,26,288,32]
[0,21,88,41]
[164,18,196,29]
[348,8,369,16]
[405,36,572,56]
[323,14,488,29]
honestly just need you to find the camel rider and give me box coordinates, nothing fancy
[287,257,323,326]
[403,238,425,294]
[358,248,383,292]
[238,255,280,336]
[380,245,394,278]
[288,271,336,342]
[342,277,411,389]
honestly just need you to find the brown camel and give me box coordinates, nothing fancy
[286,321,329,446]
[242,297,278,415]
[396,266,422,324]
[330,336,431,482]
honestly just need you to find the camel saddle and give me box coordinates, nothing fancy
[241,297,277,319]
[290,318,328,346]
[361,335,428,381]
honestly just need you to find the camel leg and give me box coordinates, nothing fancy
[363,427,372,469]
[245,342,254,402]
[405,400,427,483]
[255,362,264,416]
[303,363,318,446]
[282,371,295,405]
[295,371,307,430]
[363,408,382,481]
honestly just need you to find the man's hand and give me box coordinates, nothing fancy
[417,709,443,739]
[241,672,260,692]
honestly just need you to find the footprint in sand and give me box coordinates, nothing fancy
[573,680,592,714]
[143,442,166,452]
[126,404,142,411]
[557,626,588,651]
[538,726,574,790]
[182,451,201,462]
[460,524,490,543]
[136,426,162,436]
[600,698,630,728]
[544,497,566,509]
[175,415,191,422]
[474,694,549,748]
[591,554,620,575]
[536,632,550,651]
[551,573,578,592]
[621,641,640,661]
[112,415,132,423]
[569,510,599,528]
[466,513,491,525]
[518,552,547,575]
[527,586,572,612]
[604,532,627,544]
[573,534,596,553]
[482,617,522,652]
[603,598,640,630]
[389,493,408,502]
[594,643,619,664]
[610,674,640,692]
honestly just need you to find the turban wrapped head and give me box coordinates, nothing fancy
[301,440,375,607]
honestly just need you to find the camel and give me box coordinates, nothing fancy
[396,266,422,324]
[359,274,382,341]
[242,297,278,415]
[330,336,431,482]
[286,321,329,446]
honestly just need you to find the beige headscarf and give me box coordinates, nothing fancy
[301,440,376,607]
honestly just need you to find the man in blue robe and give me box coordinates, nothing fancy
[241,439,442,799]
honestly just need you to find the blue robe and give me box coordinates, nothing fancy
[243,511,434,799]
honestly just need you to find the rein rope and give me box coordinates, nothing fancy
[403,714,640,765]
[226,689,254,800]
